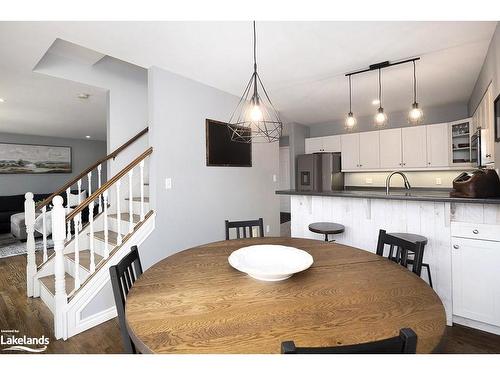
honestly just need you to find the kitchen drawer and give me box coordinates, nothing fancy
[451,222,500,242]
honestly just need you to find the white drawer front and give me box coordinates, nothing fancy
[451,222,500,242]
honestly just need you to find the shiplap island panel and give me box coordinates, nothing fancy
[288,193,500,330]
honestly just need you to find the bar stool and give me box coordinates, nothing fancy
[308,222,345,242]
[388,232,433,288]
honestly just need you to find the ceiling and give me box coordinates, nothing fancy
[0,21,496,139]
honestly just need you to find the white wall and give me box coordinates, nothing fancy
[140,67,280,268]
[34,44,148,176]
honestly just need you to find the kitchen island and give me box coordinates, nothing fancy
[276,188,500,334]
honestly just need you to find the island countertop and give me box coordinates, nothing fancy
[276,187,500,204]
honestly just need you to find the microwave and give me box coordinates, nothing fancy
[471,129,482,168]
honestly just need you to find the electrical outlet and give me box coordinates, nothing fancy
[266,225,270,233]
[435,178,442,185]
[365,178,373,184]
[165,177,172,190]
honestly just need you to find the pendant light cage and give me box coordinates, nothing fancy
[408,60,424,125]
[228,21,283,143]
[344,75,357,131]
[374,68,388,128]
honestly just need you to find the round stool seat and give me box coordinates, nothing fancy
[309,222,345,242]
[388,232,428,245]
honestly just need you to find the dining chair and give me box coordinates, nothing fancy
[109,245,143,354]
[281,328,417,354]
[376,229,425,277]
[225,218,264,240]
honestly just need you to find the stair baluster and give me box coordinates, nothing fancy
[77,179,83,231]
[97,164,103,214]
[66,188,71,241]
[73,216,80,290]
[140,160,145,221]
[87,171,92,197]
[42,205,48,263]
[51,195,68,340]
[25,192,36,297]
[116,180,122,245]
[103,190,109,259]
[128,169,134,233]
[89,201,96,273]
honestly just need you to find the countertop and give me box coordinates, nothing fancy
[276,187,500,204]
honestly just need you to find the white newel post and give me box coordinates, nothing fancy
[25,192,36,297]
[51,196,68,340]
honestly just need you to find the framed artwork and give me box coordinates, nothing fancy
[495,93,500,142]
[0,143,72,174]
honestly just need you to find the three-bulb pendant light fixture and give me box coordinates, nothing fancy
[227,21,283,143]
[345,57,424,129]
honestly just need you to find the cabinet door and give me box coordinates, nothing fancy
[340,133,359,170]
[359,131,380,169]
[483,84,495,164]
[426,123,449,167]
[322,135,341,153]
[305,138,323,154]
[402,126,427,168]
[379,128,402,169]
[452,237,500,326]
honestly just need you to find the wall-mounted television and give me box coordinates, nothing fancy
[206,119,252,167]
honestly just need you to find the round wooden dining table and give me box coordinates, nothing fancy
[125,237,446,354]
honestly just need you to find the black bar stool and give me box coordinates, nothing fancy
[308,222,345,242]
[388,232,433,288]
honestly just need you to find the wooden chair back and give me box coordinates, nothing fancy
[109,245,143,354]
[376,229,425,276]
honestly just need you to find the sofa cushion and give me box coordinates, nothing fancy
[0,195,25,212]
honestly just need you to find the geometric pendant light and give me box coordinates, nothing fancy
[227,21,283,143]
[408,60,424,125]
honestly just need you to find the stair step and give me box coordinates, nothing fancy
[39,273,75,295]
[65,250,104,271]
[125,197,149,202]
[92,230,119,246]
[109,213,140,223]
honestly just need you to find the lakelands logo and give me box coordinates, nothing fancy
[1,330,49,353]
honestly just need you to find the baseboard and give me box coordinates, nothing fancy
[453,315,500,335]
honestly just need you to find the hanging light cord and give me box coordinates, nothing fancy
[348,75,352,113]
[253,21,257,72]
[413,60,417,103]
[378,68,382,107]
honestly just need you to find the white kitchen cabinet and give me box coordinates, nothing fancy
[379,128,402,169]
[426,123,449,167]
[451,235,500,328]
[402,126,427,168]
[359,131,380,169]
[340,133,360,170]
[304,135,341,153]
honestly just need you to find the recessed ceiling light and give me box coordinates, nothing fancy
[372,99,380,106]
[0,98,5,103]
[85,135,91,139]
[78,93,90,100]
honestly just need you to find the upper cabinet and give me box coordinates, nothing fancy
[305,135,341,153]
[340,133,360,170]
[359,131,380,169]
[379,128,402,169]
[426,123,450,167]
[402,126,427,168]
[472,83,495,165]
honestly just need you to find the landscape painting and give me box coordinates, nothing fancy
[0,143,72,174]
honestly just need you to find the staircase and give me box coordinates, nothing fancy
[24,128,155,340]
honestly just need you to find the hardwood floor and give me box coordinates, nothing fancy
[1,252,499,354]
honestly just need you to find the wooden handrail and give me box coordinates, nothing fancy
[66,147,153,222]
[35,127,149,210]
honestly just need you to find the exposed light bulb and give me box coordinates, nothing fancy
[250,104,263,122]
[374,107,388,127]
[345,112,357,130]
[408,102,423,125]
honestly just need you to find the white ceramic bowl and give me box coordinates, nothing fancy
[228,244,314,281]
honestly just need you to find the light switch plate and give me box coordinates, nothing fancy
[165,177,172,190]
[273,174,277,182]
[266,225,270,233]
[436,178,442,185]
[365,178,373,184]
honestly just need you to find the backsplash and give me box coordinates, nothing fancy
[345,170,468,188]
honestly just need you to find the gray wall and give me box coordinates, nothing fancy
[141,67,280,268]
[0,132,106,196]
[468,22,500,165]
[288,123,310,188]
[308,102,468,137]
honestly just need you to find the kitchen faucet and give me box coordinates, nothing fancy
[386,171,411,194]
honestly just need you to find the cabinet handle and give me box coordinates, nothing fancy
[473,229,479,234]
[428,162,431,165]
[359,164,363,167]
[453,245,460,249]
[403,163,406,166]
[486,154,491,158]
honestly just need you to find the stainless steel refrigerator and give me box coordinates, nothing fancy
[296,152,344,191]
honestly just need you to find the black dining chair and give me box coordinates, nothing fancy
[281,328,417,354]
[225,218,264,240]
[376,229,425,277]
[109,245,143,354]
